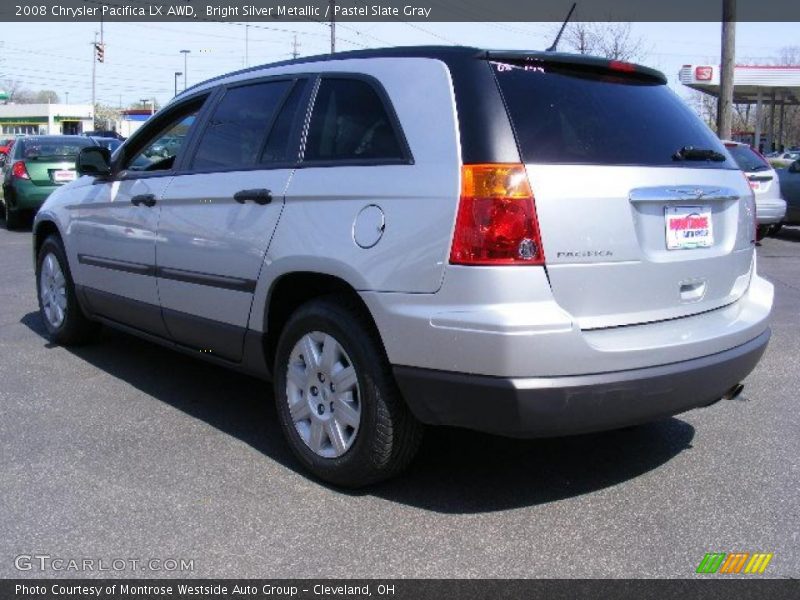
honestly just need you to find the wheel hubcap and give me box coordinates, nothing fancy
[286,331,361,458]
[39,253,67,329]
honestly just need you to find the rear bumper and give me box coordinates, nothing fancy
[756,198,787,224]
[394,329,770,438]
[5,181,58,210]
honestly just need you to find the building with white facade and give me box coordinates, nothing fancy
[0,104,94,135]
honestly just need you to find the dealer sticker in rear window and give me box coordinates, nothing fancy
[665,206,713,250]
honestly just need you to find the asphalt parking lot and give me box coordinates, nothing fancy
[0,222,798,579]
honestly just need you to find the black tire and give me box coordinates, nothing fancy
[5,205,22,230]
[756,225,770,241]
[273,295,423,487]
[35,234,99,345]
[770,223,783,236]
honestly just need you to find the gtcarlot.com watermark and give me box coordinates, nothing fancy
[14,554,194,573]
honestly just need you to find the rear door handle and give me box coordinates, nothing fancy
[234,188,272,205]
[130,193,156,207]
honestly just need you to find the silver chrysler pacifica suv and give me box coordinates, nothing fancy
[33,47,773,486]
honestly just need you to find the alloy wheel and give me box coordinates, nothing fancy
[285,331,362,458]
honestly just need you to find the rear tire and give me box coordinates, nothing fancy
[756,225,770,241]
[769,223,783,236]
[5,206,22,230]
[273,295,423,487]
[36,235,99,345]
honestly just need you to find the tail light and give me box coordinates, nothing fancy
[11,161,29,180]
[449,164,545,265]
[743,171,757,243]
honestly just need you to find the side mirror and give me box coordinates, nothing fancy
[789,160,800,174]
[76,146,112,177]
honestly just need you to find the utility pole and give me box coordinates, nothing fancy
[329,0,336,54]
[717,0,736,140]
[292,34,300,59]
[245,24,249,67]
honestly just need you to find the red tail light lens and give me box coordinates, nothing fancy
[11,161,29,180]
[609,60,637,73]
[449,164,545,266]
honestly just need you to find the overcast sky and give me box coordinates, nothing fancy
[0,21,796,107]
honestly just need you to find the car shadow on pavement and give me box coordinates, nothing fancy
[22,311,695,514]
[772,225,800,243]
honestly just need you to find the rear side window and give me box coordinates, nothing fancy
[192,80,291,170]
[726,144,770,172]
[493,62,736,169]
[304,78,405,162]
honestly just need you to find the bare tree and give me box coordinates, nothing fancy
[561,22,646,62]
[0,81,61,104]
[1,79,24,103]
[94,104,122,131]
[775,46,800,66]
[33,90,59,103]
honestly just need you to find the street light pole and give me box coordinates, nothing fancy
[329,0,336,54]
[180,50,191,91]
[174,71,183,97]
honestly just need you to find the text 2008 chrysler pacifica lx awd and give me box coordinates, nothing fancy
[32,47,772,486]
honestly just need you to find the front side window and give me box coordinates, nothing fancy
[304,78,405,162]
[125,98,205,172]
[191,80,293,170]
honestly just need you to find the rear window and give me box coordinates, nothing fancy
[17,138,93,160]
[493,61,736,169]
[726,144,770,172]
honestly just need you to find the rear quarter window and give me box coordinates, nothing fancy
[303,78,407,163]
[493,61,737,169]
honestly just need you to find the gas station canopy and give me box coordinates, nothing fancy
[679,64,800,149]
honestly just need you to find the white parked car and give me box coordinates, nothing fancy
[723,141,787,238]
[770,151,800,168]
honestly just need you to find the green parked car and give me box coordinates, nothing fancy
[1,135,96,229]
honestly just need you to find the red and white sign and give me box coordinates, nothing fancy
[666,206,714,250]
[695,66,713,81]
[52,170,76,183]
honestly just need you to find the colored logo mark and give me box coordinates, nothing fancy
[696,552,773,574]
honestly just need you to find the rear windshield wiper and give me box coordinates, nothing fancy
[673,146,727,162]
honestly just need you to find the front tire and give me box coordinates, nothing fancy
[274,296,423,487]
[36,235,99,345]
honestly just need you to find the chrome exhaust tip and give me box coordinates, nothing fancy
[722,383,745,401]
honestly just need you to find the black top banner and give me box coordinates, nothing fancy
[2,0,800,22]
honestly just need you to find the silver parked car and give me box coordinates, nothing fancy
[32,47,773,486]
[723,140,787,238]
